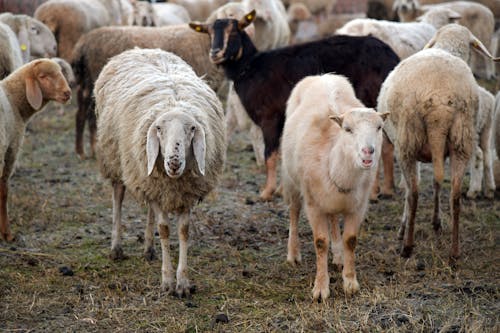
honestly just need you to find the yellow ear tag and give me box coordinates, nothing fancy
[195,26,201,32]
[247,14,253,20]
[20,44,27,51]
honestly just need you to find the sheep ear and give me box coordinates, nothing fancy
[192,124,206,176]
[25,76,43,110]
[238,10,256,30]
[329,114,343,127]
[448,11,461,23]
[17,24,30,63]
[471,37,500,62]
[423,36,436,49]
[146,124,160,176]
[379,112,390,121]
[189,22,209,33]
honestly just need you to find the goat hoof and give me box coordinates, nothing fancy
[400,245,413,258]
[259,189,274,201]
[312,284,330,302]
[110,247,128,261]
[286,253,302,266]
[143,247,156,261]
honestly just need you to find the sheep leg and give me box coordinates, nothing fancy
[380,136,395,198]
[143,205,156,261]
[75,86,88,159]
[399,160,418,258]
[151,202,175,294]
[0,177,13,242]
[249,124,265,168]
[330,215,343,271]
[449,153,467,264]
[432,180,442,234]
[306,203,330,301]
[342,214,361,296]
[88,106,97,159]
[369,166,380,202]
[260,151,278,201]
[110,181,127,260]
[466,145,483,199]
[480,125,495,199]
[176,212,193,297]
[286,194,302,265]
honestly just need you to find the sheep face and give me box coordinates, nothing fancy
[25,18,57,60]
[416,8,461,29]
[26,59,72,110]
[330,109,388,170]
[393,0,418,16]
[189,10,256,65]
[146,111,206,178]
[425,24,500,63]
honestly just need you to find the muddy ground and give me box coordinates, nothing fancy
[0,89,499,332]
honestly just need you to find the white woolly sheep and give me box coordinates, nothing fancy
[378,24,499,262]
[130,0,157,26]
[282,73,388,301]
[0,59,71,242]
[94,48,226,296]
[496,92,500,160]
[393,0,495,79]
[466,86,496,199]
[336,7,461,60]
[34,0,127,62]
[282,0,338,16]
[0,13,57,64]
[0,22,23,79]
[153,3,191,26]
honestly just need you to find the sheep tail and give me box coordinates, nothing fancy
[427,127,447,184]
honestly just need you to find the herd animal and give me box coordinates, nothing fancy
[0,0,499,302]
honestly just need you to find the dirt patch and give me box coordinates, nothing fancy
[0,95,498,332]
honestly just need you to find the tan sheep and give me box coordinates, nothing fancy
[282,74,388,301]
[0,59,71,242]
[378,24,499,262]
[94,48,226,296]
[34,0,126,62]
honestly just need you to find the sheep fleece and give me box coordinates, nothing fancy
[94,49,226,213]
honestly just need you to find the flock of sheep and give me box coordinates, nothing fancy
[0,0,498,301]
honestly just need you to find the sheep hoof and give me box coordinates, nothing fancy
[144,247,156,261]
[432,219,442,234]
[162,280,176,295]
[332,263,343,272]
[343,278,360,296]
[378,193,393,200]
[448,254,460,269]
[175,280,195,298]
[1,232,15,242]
[397,227,405,240]
[77,152,86,161]
[466,190,478,199]
[109,247,128,261]
[484,190,494,200]
[400,245,413,258]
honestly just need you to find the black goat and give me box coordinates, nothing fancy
[190,11,400,200]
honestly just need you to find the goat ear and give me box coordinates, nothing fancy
[189,22,209,33]
[379,112,390,121]
[238,10,256,30]
[329,114,343,127]
[17,24,30,63]
[146,124,160,176]
[25,76,43,110]
[192,124,206,176]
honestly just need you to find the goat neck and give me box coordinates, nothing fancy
[222,31,258,82]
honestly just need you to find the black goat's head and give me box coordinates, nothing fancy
[189,10,256,65]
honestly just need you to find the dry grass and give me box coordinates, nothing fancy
[0,87,499,332]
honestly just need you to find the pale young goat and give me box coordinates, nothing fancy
[281,74,388,301]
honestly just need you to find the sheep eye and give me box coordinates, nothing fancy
[377,125,382,131]
[191,126,196,132]
[156,126,161,132]
[344,127,352,133]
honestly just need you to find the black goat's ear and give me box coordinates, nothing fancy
[189,22,209,33]
[238,10,256,30]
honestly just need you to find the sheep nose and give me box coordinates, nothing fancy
[362,146,375,155]
[168,159,180,171]
[63,90,71,100]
